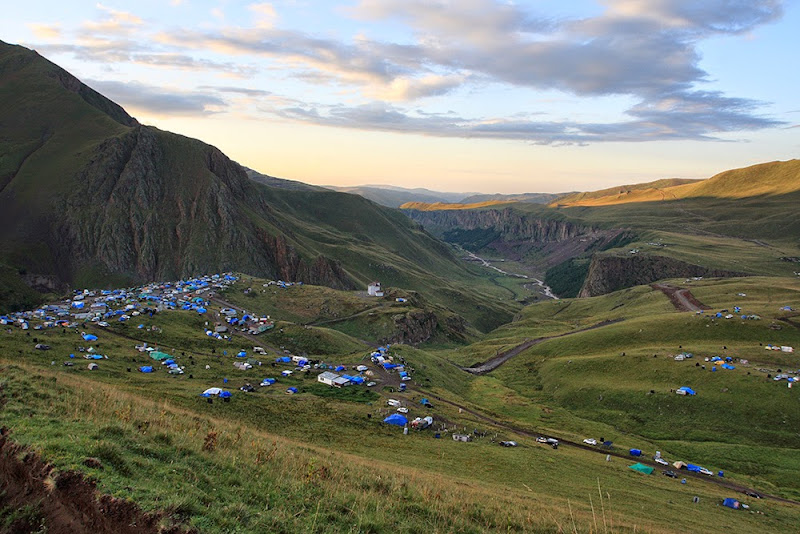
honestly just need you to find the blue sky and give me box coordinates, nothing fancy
[2,0,798,193]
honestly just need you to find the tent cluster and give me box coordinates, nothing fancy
[765,344,794,353]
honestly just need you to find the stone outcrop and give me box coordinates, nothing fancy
[579,254,747,297]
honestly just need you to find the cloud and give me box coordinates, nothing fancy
[248,3,278,28]
[273,90,783,145]
[199,85,272,96]
[84,4,144,36]
[27,23,61,40]
[85,79,226,116]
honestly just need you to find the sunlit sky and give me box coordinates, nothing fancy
[2,1,798,193]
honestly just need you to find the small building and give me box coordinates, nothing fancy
[318,371,350,388]
[452,434,472,442]
[367,281,384,297]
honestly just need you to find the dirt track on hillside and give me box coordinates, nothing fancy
[652,283,710,312]
[0,427,191,534]
[462,318,623,374]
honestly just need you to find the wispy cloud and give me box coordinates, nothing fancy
[86,79,226,116]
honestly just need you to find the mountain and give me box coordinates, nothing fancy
[0,41,516,329]
[459,192,566,204]
[551,161,800,207]
[243,167,327,192]
[323,185,475,208]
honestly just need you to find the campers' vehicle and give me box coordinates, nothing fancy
[253,347,266,355]
[663,470,678,478]
[387,399,401,407]
[583,438,597,446]
[396,407,409,413]
[536,436,548,443]
[743,490,762,499]
[97,321,109,327]
[699,467,714,476]
[356,365,368,372]
[655,457,669,466]
[546,438,559,445]
[366,382,377,387]
[499,441,517,447]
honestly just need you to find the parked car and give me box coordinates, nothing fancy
[743,490,762,499]
[654,457,669,466]
[663,470,678,478]
[536,436,548,443]
[396,407,409,413]
[499,441,517,447]
[366,381,377,387]
[699,467,714,476]
[583,438,597,446]
[97,321,109,327]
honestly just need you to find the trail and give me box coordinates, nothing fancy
[462,318,623,374]
[651,283,710,312]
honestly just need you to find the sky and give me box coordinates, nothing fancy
[2,0,799,194]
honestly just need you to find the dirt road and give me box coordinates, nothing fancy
[651,283,709,312]
[462,319,623,374]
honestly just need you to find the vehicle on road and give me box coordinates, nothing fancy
[499,441,517,447]
[583,438,597,446]
[536,436,548,443]
[396,407,409,413]
[654,457,669,466]
[663,470,678,478]
[698,467,714,476]
[743,490,762,499]
[366,381,377,387]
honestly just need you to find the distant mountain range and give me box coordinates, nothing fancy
[323,184,565,208]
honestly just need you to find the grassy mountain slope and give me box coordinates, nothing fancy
[0,41,516,329]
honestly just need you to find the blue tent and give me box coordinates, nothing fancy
[629,449,642,457]
[420,398,431,406]
[261,378,276,386]
[722,498,740,509]
[286,387,298,394]
[335,365,346,372]
[219,391,232,399]
[383,362,398,369]
[139,366,153,373]
[277,356,291,363]
[687,464,703,472]
[164,359,175,366]
[197,307,207,314]
[383,413,408,426]
[677,386,696,395]
[237,351,247,358]
[721,364,735,370]
[82,333,98,341]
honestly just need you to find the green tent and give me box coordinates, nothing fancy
[150,351,171,361]
[629,463,654,475]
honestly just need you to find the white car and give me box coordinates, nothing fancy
[654,457,669,466]
[366,381,377,387]
[583,438,597,446]
[396,407,409,413]
[698,467,714,476]
[97,321,109,327]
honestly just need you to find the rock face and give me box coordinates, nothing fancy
[44,125,356,290]
[579,254,746,297]
[403,208,588,243]
[382,309,467,345]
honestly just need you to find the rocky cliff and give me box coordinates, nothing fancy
[403,207,589,243]
[579,254,747,297]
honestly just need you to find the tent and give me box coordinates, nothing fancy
[721,364,735,370]
[219,391,232,399]
[82,333,98,341]
[87,363,98,370]
[676,386,696,396]
[722,498,741,510]
[286,387,298,394]
[335,365,346,372]
[236,351,247,358]
[139,366,153,373]
[687,464,703,472]
[260,378,276,386]
[383,413,408,426]
[628,463,654,475]
[150,351,171,361]
[673,461,688,469]
[629,449,642,457]
[202,387,222,396]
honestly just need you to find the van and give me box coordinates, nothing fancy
[387,399,401,407]
[253,346,266,355]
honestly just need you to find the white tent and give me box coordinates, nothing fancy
[203,387,223,396]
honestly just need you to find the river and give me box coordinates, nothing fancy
[465,252,558,300]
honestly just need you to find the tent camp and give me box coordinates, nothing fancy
[629,463,654,475]
[383,413,408,426]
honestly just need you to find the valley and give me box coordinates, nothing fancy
[2,37,800,534]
